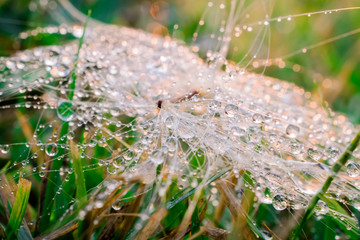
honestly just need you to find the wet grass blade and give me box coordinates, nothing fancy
[39,10,91,233]
[5,178,32,240]
[70,139,87,208]
[291,130,360,239]
[166,169,230,210]
[0,161,10,175]
[124,169,230,240]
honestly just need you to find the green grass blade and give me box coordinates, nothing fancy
[71,140,87,208]
[291,130,360,239]
[68,10,91,101]
[165,168,230,210]
[39,10,91,233]
[5,178,32,240]
[39,122,69,232]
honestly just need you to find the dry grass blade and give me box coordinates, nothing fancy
[34,221,78,240]
[0,174,15,218]
[202,226,230,240]
[134,207,167,240]
[263,222,280,240]
[117,185,146,239]
[216,179,256,240]
[81,183,131,239]
[214,195,225,225]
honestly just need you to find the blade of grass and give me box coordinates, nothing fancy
[70,135,88,240]
[216,179,262,240]
[39,10,91,233]
[70,139,87,208]
[166,169,230,210]
[5,178,32,240]
[291,130,360,239]
[15,110,44,165]
[0,162,11,175]
[133,208,167,240]
[124,169,230,240]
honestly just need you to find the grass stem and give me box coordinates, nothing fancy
[291,130,360,239]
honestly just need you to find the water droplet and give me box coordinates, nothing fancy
[41,163,47,170]
[224,104,238,117]
[286,124,300,138]
[290,142,301,155]
[44,50,59,66]
[252,113,264,124]
[166,137,177,152]
[208,100,221,113]
[178,124,195,139]
[45,143,58,156]
[113,157,124,169]
[112,202,121,211]
[150,150,164,165]
[272,194,287,211]
[0,145,10,154]
[110,107,121,117]
[50,64,70,77]
[307,148,322,161]
[107,165,117,174]
[231,126,245,138]
[67,131,75,140]
[57,100,76,121]
[89,139,96,147]
[123,150,135,161]
[347,162,359,177]
[316,200,329,214]
[39,171,45,178]
[165,116,177,129]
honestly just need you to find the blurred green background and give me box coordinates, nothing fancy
[0,0,360,123]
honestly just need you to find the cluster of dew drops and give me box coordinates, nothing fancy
[0,16,359,228]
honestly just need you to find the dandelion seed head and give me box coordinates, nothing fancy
[0,19,359,218]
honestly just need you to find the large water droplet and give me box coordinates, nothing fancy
[347,162,359,177]
[45,143,58,156]
[57,100,76,121]
[150,150,164,165]
[123,150,135,161]
[272,194,287,211]
[290,163,329,195]
[286,124,300,138]
[44,50,59,66]
[50,64,70,77]
[0,145,10,154]
[39,171,45,178]
[110,107,121,117]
